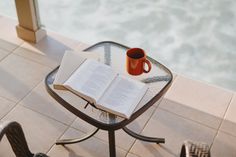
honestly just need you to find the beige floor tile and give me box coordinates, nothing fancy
[130,109,216,157]
[137,83,166,108]
[14,32,81,68]
[0,39,19,52]
[71,117,95,134]
[70,104,125,134]
[0,136,16,157]
[220,94,236,136]
[91,128,135,152]
[126,153,140,157]
[71,106,156,151]
[160,98,222,129]
[0,48,10,61]
[0,50,6,61]
[47,127,127,157]
[211,131,236,157]
[14,46,60,69]
[161,75,233,129]
[0,54,51,102]
[47,31,80,49]
[0,17,23,46]
[20,81,76,125]
[2,105,67,154]
[0,96,15,119]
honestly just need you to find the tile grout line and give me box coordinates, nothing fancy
[45,113,78,155]
[0,43,25,120]
[10,78,77,155]
[126,104,159,154]
[0,40,55,72]
[0,41,56,121]
[46,122,129,156]
[69,124,130,153]
[69,124,94,135]
[18,81,76,127]
[0,48,10,62]
[13,51,57,69]
[12,42,96,70]
[66,117,132,153]
[2,77,54,122]
[0,42,24,62]
[159,107,218,131]
[0,94,17,104]
[0,41,31,118]
[20,105,73,127]
[1,80,44,123]
[126,74,178,155]
[0,108,17,126]
[159,97,224,131]
[209,93,234,150]
[12,46,56,69]
[216,128,236,138]
[11,40,87,70]
[1,40,61,118]
[126,152,142,157]
[0,103,18,121]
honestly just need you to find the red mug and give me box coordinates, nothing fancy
[126,48,152,75]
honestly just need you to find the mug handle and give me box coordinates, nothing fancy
[143,59,152,73]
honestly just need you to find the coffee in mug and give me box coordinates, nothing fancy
[126,48,152,75]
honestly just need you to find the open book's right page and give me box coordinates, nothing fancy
[97,75,148,118]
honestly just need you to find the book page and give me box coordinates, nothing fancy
[53,50,100,90]
[53,51,86,89]
[63,59,117,103]
[97,75,148,118]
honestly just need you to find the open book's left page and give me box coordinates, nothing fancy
[53,51,100,90]
[63,60,118,104]
[53,51,86,90]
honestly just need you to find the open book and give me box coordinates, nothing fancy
[53,51,148,119]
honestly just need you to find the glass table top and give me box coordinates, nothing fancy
[45,41,173,127]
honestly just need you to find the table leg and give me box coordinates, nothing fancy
[108,130,116,157]
[123,127,165,144]
[56,128,99,145]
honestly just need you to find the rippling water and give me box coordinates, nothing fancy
[1,0,236,91]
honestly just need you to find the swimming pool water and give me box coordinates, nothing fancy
[1,0,236,91]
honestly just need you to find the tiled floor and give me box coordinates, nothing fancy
[0,16,236,157]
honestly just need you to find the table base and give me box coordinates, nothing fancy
[56,128,99,145]
[56,127,165,157]
[123,127,165,143]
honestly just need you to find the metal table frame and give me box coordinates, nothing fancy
[45,41,173,157]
